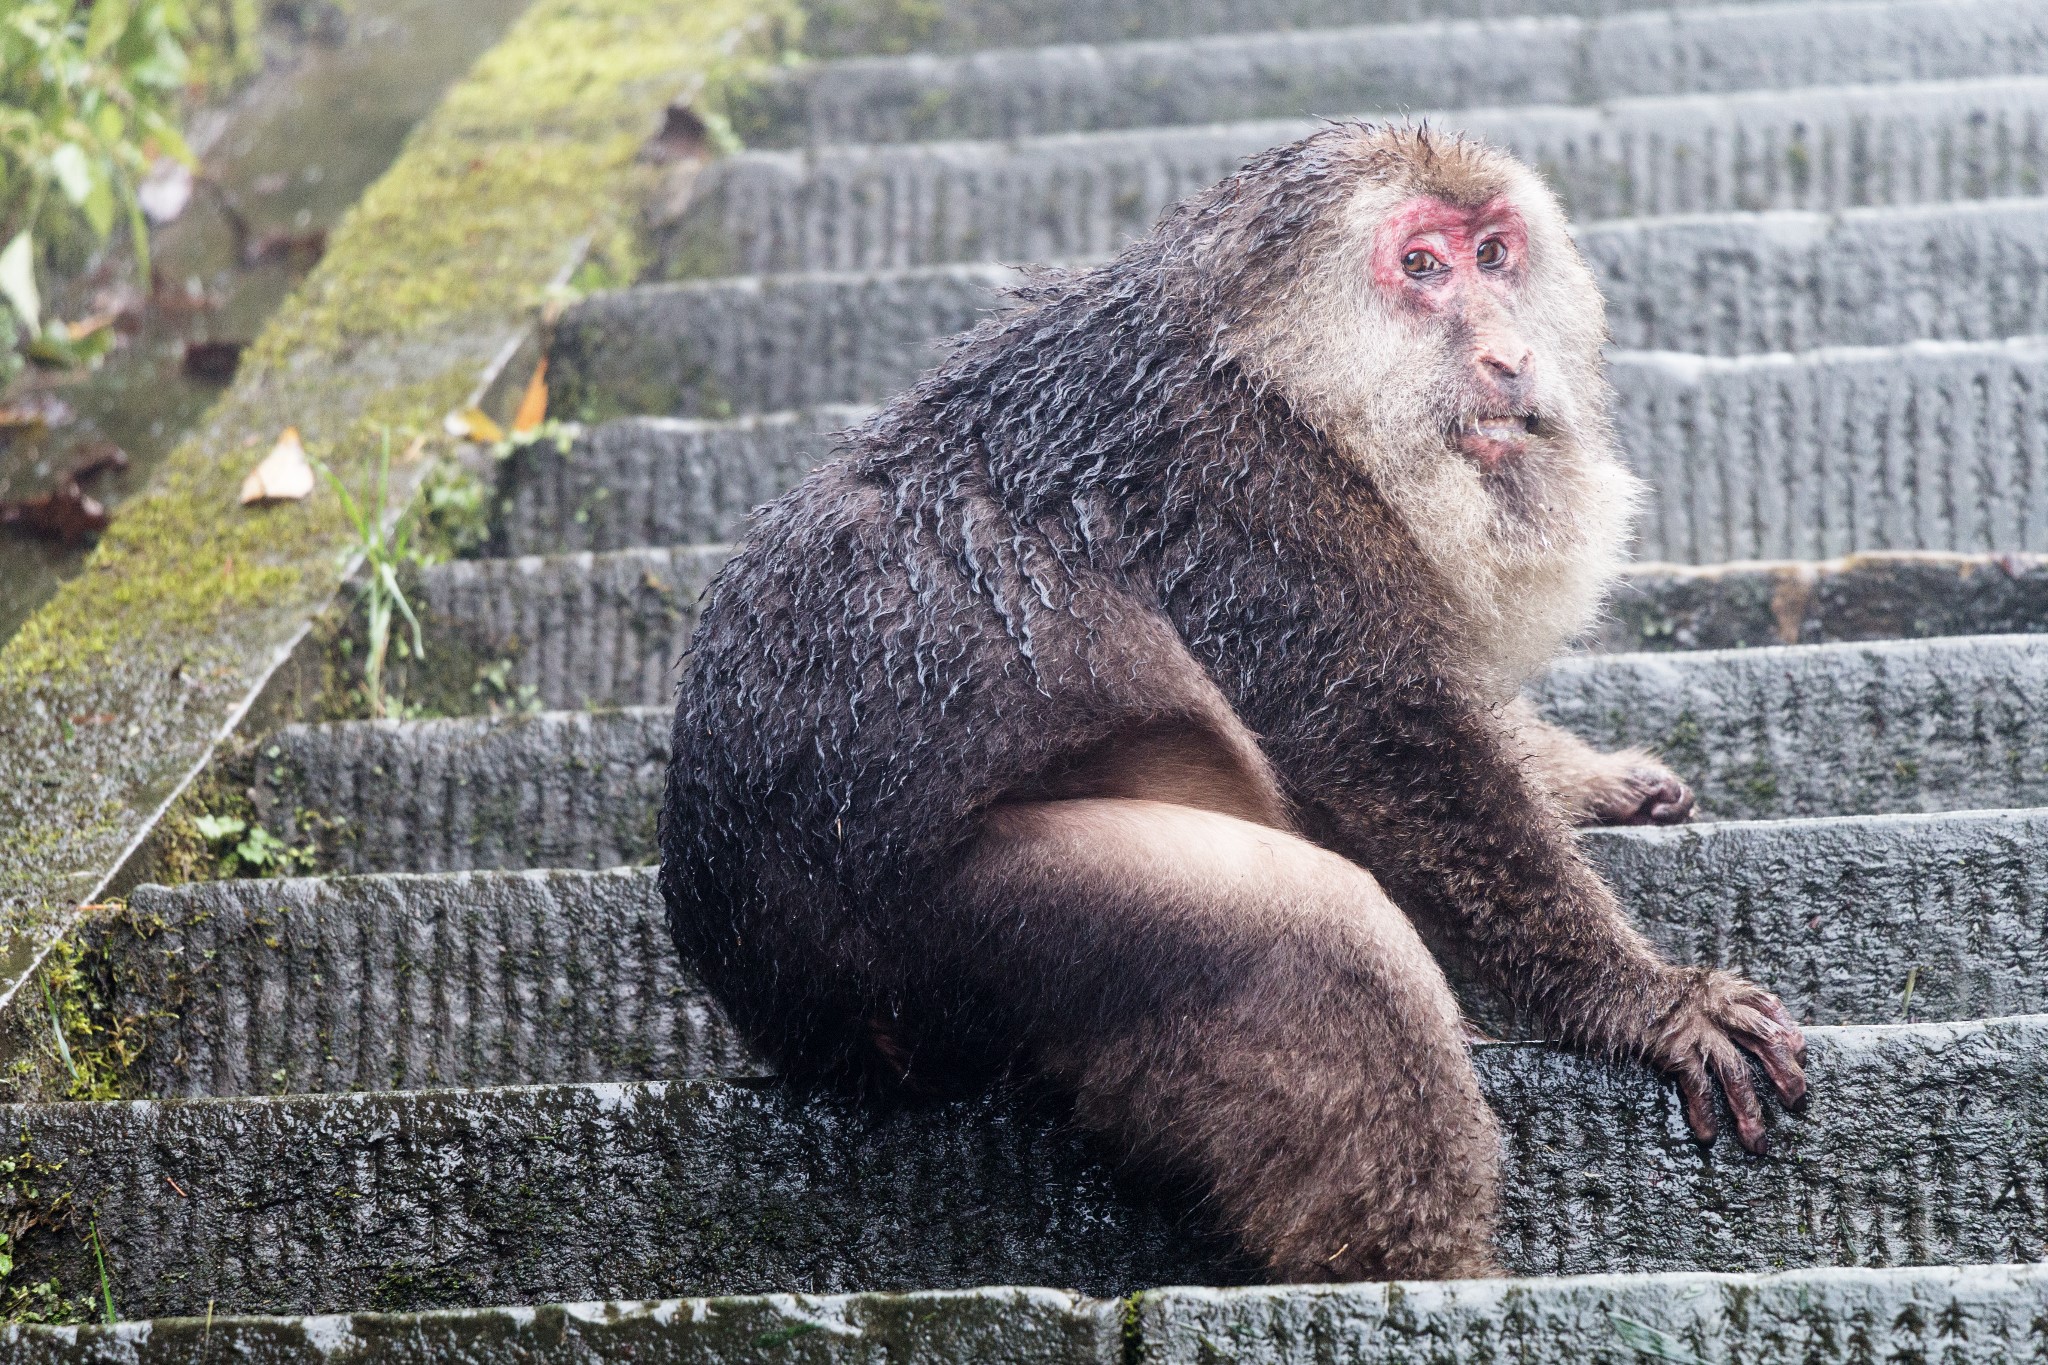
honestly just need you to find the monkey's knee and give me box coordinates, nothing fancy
[978,800,1503,1281]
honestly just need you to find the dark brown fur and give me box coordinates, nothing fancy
[659,124,1804,1282]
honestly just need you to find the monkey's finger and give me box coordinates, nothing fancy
[1675,1065,1719,1145]
[1732,1023,1808,1111]
[1757,996,1809,1062]
[1710,1046,1770,1155]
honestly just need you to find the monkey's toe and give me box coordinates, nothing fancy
[1633,773,1695,824]
[1590,770,1694,826]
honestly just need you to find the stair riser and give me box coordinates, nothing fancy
[798,0,1820,57]
[422,547,2048,713]
[0,1289,1120,1365]
[492,408,866,557]
[1596,554,2048,653]
[1620,341,2048,563]
[1536,635,2048,821]
[548,268,1007,424]
[104,810,2048,1099]
[109,870,754,1098]
[1586,810,2048,1029]
[593,204,2048,422]
[659,80,2048,277]
[551,311,2048,567]
[257,711,670,876]
[11,1267,2047,1365]
[12,1019,2043,1317]
[1586,201,2048,356]
[264,634,2048,873]
[740,1,2048,147]
[1140,1266,2048,1365]
[413,548,723,716]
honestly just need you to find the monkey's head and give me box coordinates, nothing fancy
[1175,123,1640,690]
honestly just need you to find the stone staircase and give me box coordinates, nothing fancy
[10,0,2048,1358]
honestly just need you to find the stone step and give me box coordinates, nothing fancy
[549,303,2048,564]
[737,0,2048,147]
[580,203,2048,423]
[412,547,723,714]
[12,1265,2048,1363]
[1596,552,2048,653]
[265,633,2048,872]
[490,407,866,556]
[100,808,2048,1099]
[658,76,2048,277]
[1534,633,2048,820]
[9,1016,2044,1317]
[100,869,753,1099]
[563,265,2048,441]
[547,265,1010,424]
[1616,337,2048,563]
[1587,199,2048,356]
[796,0,1820,58]
[421,547,2048,713]
[256,710,670,876]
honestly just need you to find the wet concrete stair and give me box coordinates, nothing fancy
[14,0,2048,1357]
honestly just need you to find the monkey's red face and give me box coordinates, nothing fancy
[1369,196,1536,470]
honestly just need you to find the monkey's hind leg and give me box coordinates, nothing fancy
[953,798,1503,1282]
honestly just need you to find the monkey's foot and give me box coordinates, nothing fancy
[1575,759,1695,826]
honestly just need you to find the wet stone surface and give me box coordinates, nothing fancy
[1532,634,2048,821]
[735,0,2048,147]
[107,869,753,1098]
[662,79,2048,277]
[5,1019,2042,1317]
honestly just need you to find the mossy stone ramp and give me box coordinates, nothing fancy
[8,0,2048,1355]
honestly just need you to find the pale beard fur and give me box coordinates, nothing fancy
[1234,149,1641,697]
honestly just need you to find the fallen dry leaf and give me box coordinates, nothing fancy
[511,358,549,436]
[1,483,106,545]
[241,426,315,505]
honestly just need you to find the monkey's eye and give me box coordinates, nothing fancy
[1476,238,1509,270]
[1401,249,1443,278]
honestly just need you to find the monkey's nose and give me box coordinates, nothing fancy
[1474,319,1531,377]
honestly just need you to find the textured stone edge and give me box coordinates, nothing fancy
[7,1265,2046,1362]
[0,0,795,1098]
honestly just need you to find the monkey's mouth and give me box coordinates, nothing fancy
[1452,413,1538,468]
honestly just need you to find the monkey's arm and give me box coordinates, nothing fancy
[1502,697,1693,826]
[1288,690,1804,1153]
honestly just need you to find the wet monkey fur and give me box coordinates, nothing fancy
[659,124,1807,1280]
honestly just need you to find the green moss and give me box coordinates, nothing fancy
[0,0,797,991]
[0,1140,91,1325]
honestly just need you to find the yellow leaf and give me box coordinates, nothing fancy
[240,427,315,505]
[445,407,504,444]
[511,358,549,436]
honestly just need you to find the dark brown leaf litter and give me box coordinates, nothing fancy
[1,442,129,547]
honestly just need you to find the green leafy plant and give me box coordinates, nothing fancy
[0,0,200,363]
[191,812,305,876]
[318,432,425,719]
[0,1,262,376]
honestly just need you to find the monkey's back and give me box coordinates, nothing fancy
[659,440,1119,1080]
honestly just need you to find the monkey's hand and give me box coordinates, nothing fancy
[1571,752,1695,827]
[1643,968,1807,1155]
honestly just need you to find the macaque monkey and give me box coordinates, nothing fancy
[661,123,1804,1280]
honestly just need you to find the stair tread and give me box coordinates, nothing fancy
[10,1265,2048,1363]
